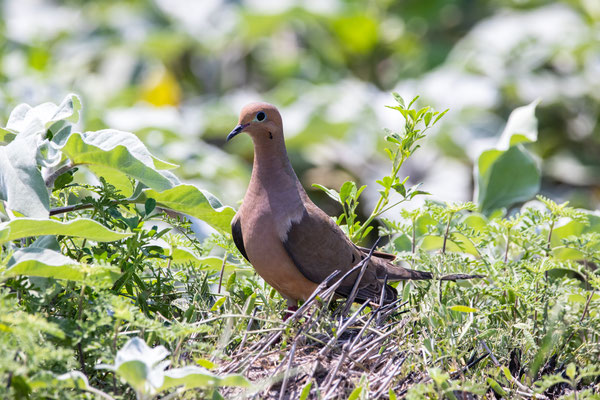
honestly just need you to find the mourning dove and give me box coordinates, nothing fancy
[227,102,462,311]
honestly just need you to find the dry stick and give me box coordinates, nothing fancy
[237,308,258,355]
[239,274,338,373]
[217,253,228,293]
[376,274,389,326]
[450,353,489,379]
[278,339,298,400]
[50,203,95,216]
[322,342,350,393]
[341,238,381,317]
[475,329,500,367]
[372,356,406,398]
[348,311,378,352]
[319,301,370,357]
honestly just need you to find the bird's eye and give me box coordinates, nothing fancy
[255,111,266,122]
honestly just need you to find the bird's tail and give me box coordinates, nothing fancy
[382,262,483,281]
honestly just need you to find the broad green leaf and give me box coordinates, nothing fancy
[196,359,216,370]
[461,213,488,232]
[420,234,479,257]
[476,145,540,215]
[551,214,600,260]
[449,305,478,313]
[497,99,540,150]
[415,214,438,236]
[450,232,480,257]
[567,294,587,304]
[168,250,242,273]
[332,14,378,54]
[139,185,235,232]
[392,234,412,252]
[0,226,8,241]
[0,139,50,218]
[0,128,16,144]
[56,371,90,390]
[61,130,175,192]
[87,165,135,197]
[161,366,250,392]
[0,218,132,243]
[4,248,117,284]
[116,361,155,394]
[5,94,81,135]
[97,337,170,394]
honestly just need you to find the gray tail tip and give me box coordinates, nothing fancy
[440,273,484,281]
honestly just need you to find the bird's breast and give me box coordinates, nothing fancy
[238,199,317,302]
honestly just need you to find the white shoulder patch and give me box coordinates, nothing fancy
[276,205,306,241]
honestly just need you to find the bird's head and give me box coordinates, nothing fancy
[227,102,283,144]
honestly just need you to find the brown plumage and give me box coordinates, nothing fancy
[227,102,454,309]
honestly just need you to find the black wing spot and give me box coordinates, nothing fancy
[352,254,355,263]
[231,217,249,262]
[269,131,273,140]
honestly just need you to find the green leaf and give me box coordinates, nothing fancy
[420,234,479,257]
[476,145,540,215]
[312,183,341,203]
[348,386,363,400]
[87,165,136,197]
[0,138,50,218]
[299,380,313,400]
[461,214,488,232]
[332,15,378,54]
[498,99,540,150]
[408,96,420,109]
[449,305,478,313]
[211,296,227,311]
[161,366,250,391]
[339,181,355,204]
[138,185,235,232]
[551,214,600,260]
[61,130,176,192]
[486,378,507,397]
[0,128,16,145]
[56,371,90,390]
[0,225,8,242]
[566,363,577,380]
[392,93,405,107]
[0,218,132,243]
[4,94,81,135]
[145,198,157,216]
[4,248,118,284]
[196,359,216,370]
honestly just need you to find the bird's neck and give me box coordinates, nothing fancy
[249,140,305,196]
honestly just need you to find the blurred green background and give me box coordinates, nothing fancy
[1,0,599,219]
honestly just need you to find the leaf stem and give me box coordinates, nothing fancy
[442,213,454,255]
[45,162,74,188]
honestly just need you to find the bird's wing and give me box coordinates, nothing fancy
[231,213,249,262]
[281,202,388,301]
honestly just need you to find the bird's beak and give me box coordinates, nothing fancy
[226,123,249,142]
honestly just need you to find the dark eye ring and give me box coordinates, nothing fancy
[256,111,266,122]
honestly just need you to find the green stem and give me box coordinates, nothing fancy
[442,213,454,255]
[353,151,407,241]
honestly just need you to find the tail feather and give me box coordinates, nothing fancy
[381,262,483,282]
